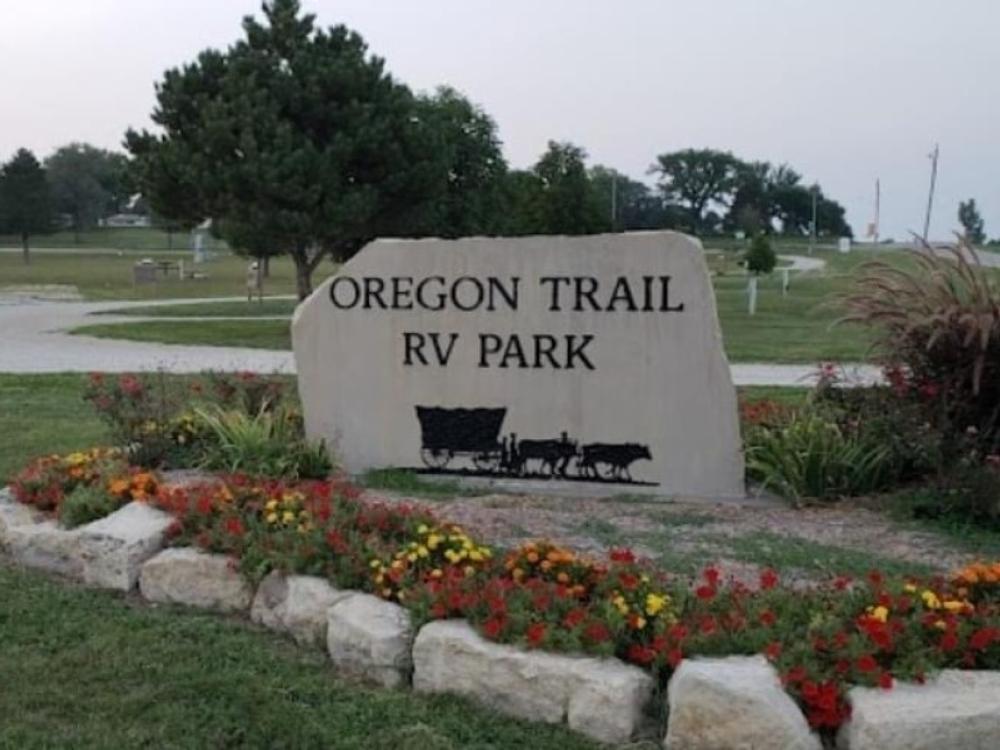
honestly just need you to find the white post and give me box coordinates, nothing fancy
[748,275,758,316]
[781,267,790,296]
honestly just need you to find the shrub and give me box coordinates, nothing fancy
[839,240,1000,452]
[745,410,894,502]
[744,234,776,275]
[193,406,334,479]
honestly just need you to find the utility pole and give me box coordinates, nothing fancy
[808,185,817,254]
[922,144,939,243]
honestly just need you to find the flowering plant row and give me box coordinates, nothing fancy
[11,459,999,738]
[10,449,159,527]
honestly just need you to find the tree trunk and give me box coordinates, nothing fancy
[21,233,30,265]
[292,252,313,301]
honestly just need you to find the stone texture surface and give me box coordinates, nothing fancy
[4,519,83,578]
[251,571,351,648]
[293,233,744,499]
[76,502,175,590]
[139,547,252,612]
[326,593,414,688]
[413,620,653,744]
[0,487,45,550]
[839,670,1000,750]
[665,656,821,750]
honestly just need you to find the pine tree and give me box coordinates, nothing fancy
[0,149,53,264]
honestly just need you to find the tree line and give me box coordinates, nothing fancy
[9,0,981,299]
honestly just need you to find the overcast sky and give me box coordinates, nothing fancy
[2,0,997,240]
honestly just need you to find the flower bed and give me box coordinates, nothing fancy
[5,452,1000,744]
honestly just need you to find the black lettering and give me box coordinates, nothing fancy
[606,277,638,311]
[532,335,561,369]
[499,335,528,369]
[451,276,485,311]
[486,276,520,311]
[659,275,685,312]
[329,276,360,309]
[564,334,596,370]
[391,277,414,310]
[478,334,503,367]
[403,332,428,366]
[428,332,460,365]
[539,277,572,311]
[415,276,447,311]
[363,277,388,309]
[573,277,601,311]
[642,276,655,311]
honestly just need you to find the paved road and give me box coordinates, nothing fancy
[0,294,881,386]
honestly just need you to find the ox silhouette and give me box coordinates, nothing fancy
[578,443,652,482]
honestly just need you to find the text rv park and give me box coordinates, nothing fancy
[328,274,686,370]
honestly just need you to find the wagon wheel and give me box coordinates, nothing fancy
[472,452,501,473]
[420,448,452,470]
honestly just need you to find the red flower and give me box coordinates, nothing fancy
[667,648,683,668]
[856,654,878,673]
[562,608,586,629]
[939,631,959,652]
[223,516,244,537]
[759,610,776,627]
[970,628,998,651]
[784,666,807,684]
[703,566,721,586]
[700,616,717,636]
[526,622,546,647]
[764,642,782,660]
[760,568,779,590]
[695,585,716,601]
[626,643,656,666]
[609,548,635,564]
[482,616,505,640]
[867,570,884,589]
[878,671,893,690]
[619,572,639,590]
[583,621,611,644]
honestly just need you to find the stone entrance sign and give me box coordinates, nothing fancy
[292,232,744,497]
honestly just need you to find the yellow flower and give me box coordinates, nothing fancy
[645,593,669,617]
[464,566,475,577]
[903,583,917,593]
[407,552,418,563]
[921,590,941,610]
[370,559,382,569]
[282,511,296,524]
[633,616,647,630]
[266,512,278,524]
[265,499,279,511]
[430,568,443,579]
[417,524,429,535]
[427,534,442,550]
[417,545,429,558]
[869,605,889,623]
[942,600,967,614]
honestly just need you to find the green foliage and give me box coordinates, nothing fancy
[126,0,453,299]
[360,468,485,500]
[744,234,776,275]
[194,405,333,479]
[59,483,119,529]
[0,148,53,259]
[959,198,986,245]
[44,143,131,234]
[650,148,741,232]
[839,240,1000,449]
[745,411,894,502]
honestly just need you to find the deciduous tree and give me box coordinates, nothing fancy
[0,149,53,264]
[650,148,741,233]
[959,198,986,245]
[45,144,130,240]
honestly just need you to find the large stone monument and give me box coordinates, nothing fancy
[293,232,744,498]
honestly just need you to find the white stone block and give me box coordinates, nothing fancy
[139,547,252,613]
[326,593,414,688]
[839,670,1000,750]
[5,519,83,578]
[665,655,821,750]
[75,502,175,590]
[251,571,351,648]
[413,619,653,744]
[0,487,45,550]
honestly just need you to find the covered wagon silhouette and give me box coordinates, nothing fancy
[415,406,507,472]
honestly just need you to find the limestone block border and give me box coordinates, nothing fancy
[3,484,999,747]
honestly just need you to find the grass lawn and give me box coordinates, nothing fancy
[0,227,226,252]
[0,251,339,301]
[71,248,890,363]
[96,298,299,317]
[72,320,292,350]
[0,564,598,750]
